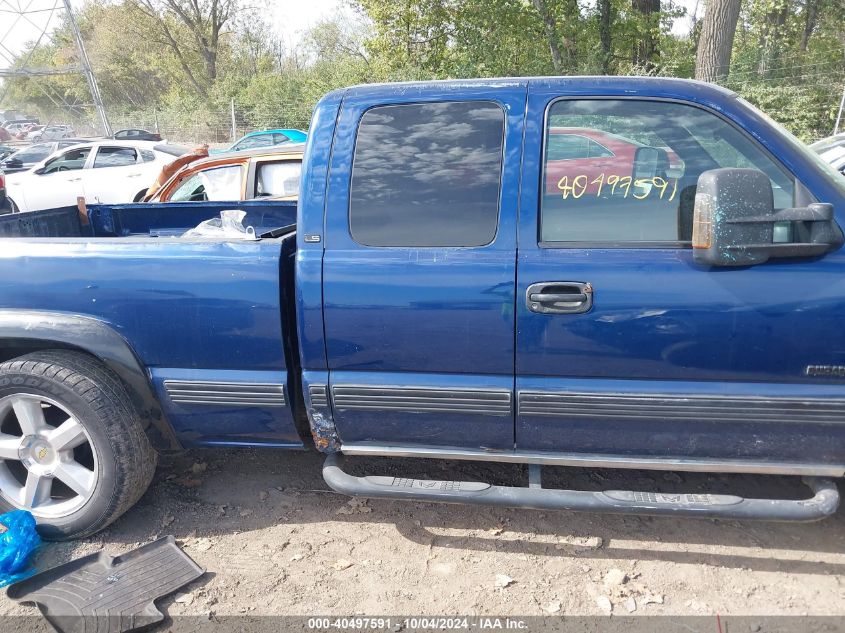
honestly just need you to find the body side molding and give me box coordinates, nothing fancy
[331,386,512,416]
[518,390,845,425]
[164,380,286,407]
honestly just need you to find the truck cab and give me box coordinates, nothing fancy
[300,77,845,475]
[0,77,844,539]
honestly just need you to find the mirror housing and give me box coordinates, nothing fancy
[692,168,843,267]
[632,146,669,181]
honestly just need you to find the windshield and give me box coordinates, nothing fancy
[7,144,52,164]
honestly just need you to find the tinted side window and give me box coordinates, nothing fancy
[234,135,271,151]
[94,146,138,168]
[350,101,504,247]
[43,148,91,174]
[540,99,796,245]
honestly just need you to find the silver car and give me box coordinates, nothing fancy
[811,133,845,175]
[27,125,74,142]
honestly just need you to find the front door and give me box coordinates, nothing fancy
[322,84,526,450]
[23,146,90,212]
[515,84,845,468]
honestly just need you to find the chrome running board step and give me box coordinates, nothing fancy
[322,453,840,522]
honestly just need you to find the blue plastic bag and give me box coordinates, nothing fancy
[0,510,40,588]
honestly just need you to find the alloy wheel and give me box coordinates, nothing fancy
[0,393,98,518]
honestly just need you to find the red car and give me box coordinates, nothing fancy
[544,127,681,198]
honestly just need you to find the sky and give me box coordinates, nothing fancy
[0,0,347,70]
[1,0,699,71]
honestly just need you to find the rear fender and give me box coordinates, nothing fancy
[0,309,180,450]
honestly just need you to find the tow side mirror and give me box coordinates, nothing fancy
[632,146,669,181]
[692,168,843,267]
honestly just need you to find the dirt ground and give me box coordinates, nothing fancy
[1,448,844,627]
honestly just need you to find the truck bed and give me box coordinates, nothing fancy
[0,200,303,448]
[0,199,297,238]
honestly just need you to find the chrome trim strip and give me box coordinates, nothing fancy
[309,385,328,408]
[332,386,512,416]
[164,380,285,408]
[340,443,845,477]
[518,391,845,425]
[165,381,284,391]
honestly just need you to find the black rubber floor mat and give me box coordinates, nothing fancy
[6,535,204,633]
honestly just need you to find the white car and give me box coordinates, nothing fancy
[27,124,73,142]
[5,140,187,213]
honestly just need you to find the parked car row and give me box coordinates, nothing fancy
[1,121,73,141]
[1,118,39,139]
[0,122,309,213]
[0,167,8,215]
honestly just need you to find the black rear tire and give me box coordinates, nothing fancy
[0,350,157,540]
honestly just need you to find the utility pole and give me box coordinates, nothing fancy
[231,98,237,142]
[61,0,111,136]
[835,85,845,135]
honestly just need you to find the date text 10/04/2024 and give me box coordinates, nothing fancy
[306,618,529,630]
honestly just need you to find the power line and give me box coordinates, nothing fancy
[0,0,111,134]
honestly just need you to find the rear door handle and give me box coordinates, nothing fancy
[526,282,593,314]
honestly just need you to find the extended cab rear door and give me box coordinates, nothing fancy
[515,79,845,472]
[322,81,527,451]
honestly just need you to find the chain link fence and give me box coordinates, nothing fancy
[106,102,313,145]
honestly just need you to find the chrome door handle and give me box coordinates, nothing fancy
[526,282,593,314]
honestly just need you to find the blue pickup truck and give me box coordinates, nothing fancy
[1,76,844,540]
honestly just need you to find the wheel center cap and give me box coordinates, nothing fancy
[18,435,56,473]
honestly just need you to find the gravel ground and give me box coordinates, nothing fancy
[1,448,844,628]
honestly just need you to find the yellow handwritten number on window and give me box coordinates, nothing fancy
[556,173,678,202]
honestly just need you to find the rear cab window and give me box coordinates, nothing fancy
[350,101,505,247]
